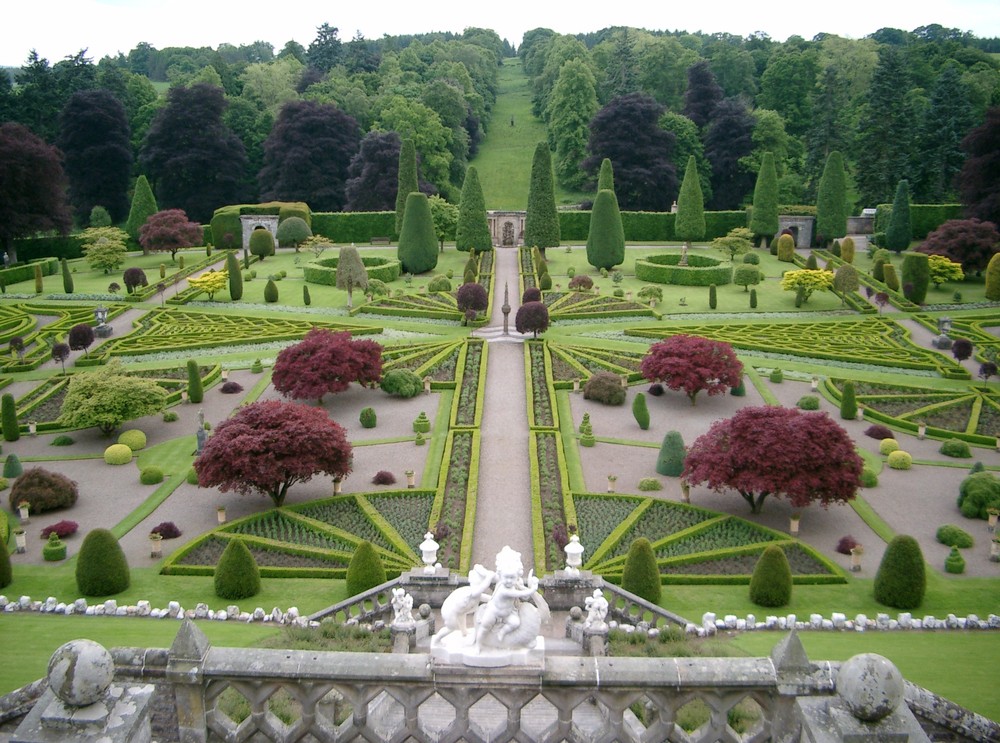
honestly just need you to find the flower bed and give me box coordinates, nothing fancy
[526,342,555,428]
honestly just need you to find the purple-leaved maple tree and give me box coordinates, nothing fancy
[683,406,863,514]
[640,334,743,405]
[272,328,382,404]
[193,400,352,507]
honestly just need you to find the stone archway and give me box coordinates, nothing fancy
[487,211,525,247]
[240,215,279,251]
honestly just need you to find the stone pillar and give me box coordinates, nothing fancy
[13,639,153,743]
[166,620,211,743]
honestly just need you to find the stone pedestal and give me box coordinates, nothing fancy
[539,571,602,610]
[430,634,545,669]
[12,685,153,743]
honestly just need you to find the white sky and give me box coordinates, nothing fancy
[4,0,1000,67]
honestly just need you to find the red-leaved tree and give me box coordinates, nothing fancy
[683,406,863,513]
[138,209,203,259]
[456,282,488,324]
[916,218,1000,275]
[515,301,549,338]
[640,334,743,405]
[193,400,353,507]
[272,329,383,404]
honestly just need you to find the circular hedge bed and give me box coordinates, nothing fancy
[635,253,732,286]
[303,256,401,285]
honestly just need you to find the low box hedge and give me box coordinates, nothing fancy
[303,256,401,285]
[635,254,733,286]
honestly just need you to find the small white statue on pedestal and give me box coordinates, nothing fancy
[390,588,415,629]
[584,589,609,631]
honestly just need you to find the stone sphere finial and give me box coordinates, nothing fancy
[47,639,114,707]
[837,653,904,722]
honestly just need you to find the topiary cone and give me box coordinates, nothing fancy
[749,545,792,607]
[346,541,386,596]
[76,528,130,596]
[621,537,661,604]
[214,538,261,600]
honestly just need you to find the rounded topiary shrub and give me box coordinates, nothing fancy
[76,528,130,596]
[104,444,133,465]
[214,538,261,600]
[742,252,760,265]
[637,477,662,491]
[621,538,661,604]
[140,467,164,485]
[371,470,396,485]
[9,468,78,514]
[879,438,900,455]
[836,535,860,555]
[957,471,1000,519]
[769,369,783,383]
[42,533,67,561]
[939,438,972,458]
[936,524,973,548]
[220,381,243,394]
[864,424,893,440]
[263,279,278,303]
[186,468,200,485]
[887,450,912,470]
[3,454,23,479]
[427,275,452,292]
[50,435,75,447]
[150,522,182,539]
[874,535,925,610]
[359,407,377,429]
[797,395,820,410]
[656,430,686,477]
[346,541,387,596]
[944,546,966,574]
[40,520,78,539]
[583,372,626,406]
[117,429,146,451]
[380,369,423,398]
[569,274,594,291]
[749,545,792,608]
[162,411,179,422]
[860,467,879,488]
[522,287,541,303]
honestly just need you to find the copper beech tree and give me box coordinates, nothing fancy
[640,334,743,405]
[194,400,353,507]
[272,328,382,404]
[682,406,863,514]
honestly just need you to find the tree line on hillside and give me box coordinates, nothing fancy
[0,22,998,254]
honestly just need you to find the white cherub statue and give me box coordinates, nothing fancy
[433,563,495,642]
[390,587,415,629]
[584,588,609,630]
[473,546,549,653]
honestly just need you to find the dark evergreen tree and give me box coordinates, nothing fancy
[125,174,158,241]
[397,193,438,274]
[804,66,851,199]
[61,258,74,294]
[958,106,1000,225]
[704,97,755,210]
[139,83,247,223]
[226,251,243,301]
[914,64,973,203]
[345,131,402,212]
[603,28,639,99]
[683,60,723,130]
[901,252,930,304]
[675,156,706,253]
[306,23,343,73]
[524,142,560,251]
[815,151,848,247]
[258,100,360,212]
[395,138,418,235]
[585,190,625,270]
[750,152,779,248]
[13,50,97,142]
[855,46,916,207]
[886,180,912,252]
[0,123,72,264]
[455,166,491,253]
[582,93,677,211]
[547,58,599,190]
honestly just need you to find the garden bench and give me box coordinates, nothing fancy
[370,236,391,245]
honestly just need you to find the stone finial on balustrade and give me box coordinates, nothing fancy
[419,532,440,574]
[13,639,153,742]
[564,534,584,576]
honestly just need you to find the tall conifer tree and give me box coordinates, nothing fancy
[585,189,624,270]
[397,193,438,274]
[750,152,779,248]
[815,151,847,247]
[886,179,912,253]
[675,155,705,263]
[395,138,418,236]
[125,174,158,242]
[455,166,492,253]
[524,142,560,252]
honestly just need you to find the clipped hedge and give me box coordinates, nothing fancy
[874,203,963,240]
[311,211,397,243]
[634,254,733,286]
[303,255,401,285]
[558,210,746,243]
[0,257,59,287]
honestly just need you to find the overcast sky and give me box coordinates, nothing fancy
[4,0,1000,67]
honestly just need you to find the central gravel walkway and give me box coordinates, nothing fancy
[469,248,534,568]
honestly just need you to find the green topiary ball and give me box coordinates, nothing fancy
[860,467,879,488]
[957,471,1000,519]
[874,535,925,609]
[769,369,783,383]
[879,438,900,455]
[346,541,387,596]
[935,524,973,548]
[359,407,377,429]
[583,372,626,405]
[622,538,661,604]
[117,429,147,451]
[186,468,200,485]
[427,275,452,292]
[104,444,133,465]
[887,450,912,470]
[939,438,971,458]
[3,453,23,479]
[944,546,965,574]
[263,279,279,303]
[637,477,662,491]
[749,545,792,608]
[380,369,423,398]
[162,411,179,422]
[797,395,820,410]
[140,467,164,485]
[214,538,261,600]
[656,430,686,477]
[76,528,130,596]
